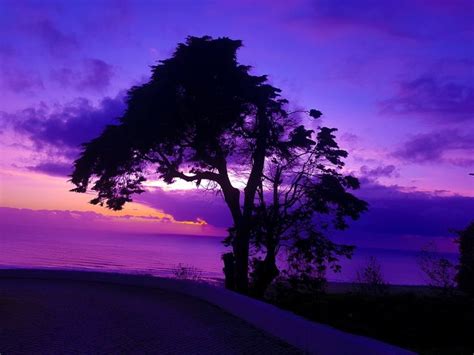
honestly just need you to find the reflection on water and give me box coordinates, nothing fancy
[0,225,458,285]
[0,226,226,280]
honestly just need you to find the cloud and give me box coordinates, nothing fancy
[0,207,223,236]
[0,43,43,94]
[137,187,232,229]
[137,180,474,248]
[0,92,126,176]
[28,19,80,57]
[394,130,474,167]
[7,92,126,156]
[333,180,474,251]
[360,164,399,179]
[51,59,114,91]
[380,75,474,122]
[27,162,72,177]
[0,66,44,93]
[278,0,474,41]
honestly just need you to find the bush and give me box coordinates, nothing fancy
[171,263,203,281]
[418,242,456,295]
[355,256,388,296]
[263,283,474,354]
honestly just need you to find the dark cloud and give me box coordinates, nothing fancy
[51,59,114,91]
[334,180,474,250]
[0,207,221,235]
[292,0,474,40]
[137,180,474,245]
[137,188,232,229]
[360,164,398,179]
[27,162,72,177]
[380,75,474,122]
[78,59,114,91]
[0,66,44,93]
[7,92,125,157]
[29,19,80,57]
[0,43,43,93]
[394,130,474,167]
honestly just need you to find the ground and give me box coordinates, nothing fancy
[0,278,299,354]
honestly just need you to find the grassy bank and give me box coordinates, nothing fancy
[263,283,474,354]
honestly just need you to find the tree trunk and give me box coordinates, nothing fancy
[251,246,279,298]
[218,109,269,294]
[233,226,250,293]
[222,252,235,290]
[219,184,250,293]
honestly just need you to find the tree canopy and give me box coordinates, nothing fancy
[71,36,366,293]
[239,122,368,296]
[71,36,289,211]
[71,36,316,291]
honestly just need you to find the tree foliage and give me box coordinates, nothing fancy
[72,36,287,210]
[456,221,474,296]
[225,117,368,296]
[418,242,456,295]
[70,36,330,292]
[355,256,388,296]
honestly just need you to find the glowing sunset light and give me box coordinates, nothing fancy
[0,0,472,254]
[0,2,473,353]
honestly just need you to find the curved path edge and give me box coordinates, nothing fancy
[0,269,414,355]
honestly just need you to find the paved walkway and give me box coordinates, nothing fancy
[0,278,300,354]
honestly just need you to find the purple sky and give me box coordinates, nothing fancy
[0,0,473,250]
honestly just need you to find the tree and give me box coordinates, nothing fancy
[456,221,474,296]
[71,36,319,293]
[227,121,368,297]
[417,242,456,295]
[355,256,388,296]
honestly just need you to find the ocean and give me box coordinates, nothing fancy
[0,225,458,285]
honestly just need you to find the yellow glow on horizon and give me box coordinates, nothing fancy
[0,169,211,229]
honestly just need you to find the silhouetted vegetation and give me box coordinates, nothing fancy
[456,221,474,296]
[417,242,456,295]
[265,284,474,354]
[171,263,203,281]
[71,36,365,293]
[355,256,388,296]
[226,116,367,297]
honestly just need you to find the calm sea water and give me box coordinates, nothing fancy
[0,225,458,285]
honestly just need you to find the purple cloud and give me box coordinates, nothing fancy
[137,188,232,229]
[8,92,125,157]
[51,59,114,91]
[286,0,474,40]
[137,180,474,246]
[394,130,474,166]
[28,19,80,57]
[0,66,44,93]
[77,59,114,91]
[334,181,474,251]
[0,207,223,236]
[27,162,72,177]
[380,75,474,122]
[0,43,43,93]
[360,164,399,179]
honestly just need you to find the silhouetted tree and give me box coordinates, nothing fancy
[226,120,367,296]
[71,36,320,293]
[456,221,474,296]
[355,256,388,296]
[417,242,456,295]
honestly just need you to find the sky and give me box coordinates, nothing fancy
[0,0,473,251]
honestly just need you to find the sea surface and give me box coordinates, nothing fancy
[0,225,458,285]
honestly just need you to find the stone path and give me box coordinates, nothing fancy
[0,278,300,354]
